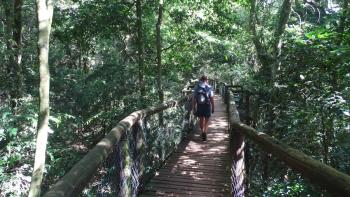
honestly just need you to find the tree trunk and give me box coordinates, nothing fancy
[249,0,273,72]
[156,0,164,126]
[340,0,349,34]
[1,0,13,72]
[249,0,292,156]
[321,111,329,165]
[1,0,15,108]
[337,0,349,42]
[28,0,54,196]
[1,0,23,109]
[272,0,292,80]
[13,0,23,103]
[262,153,269,187]
[249,0,292,81]
[136,0,145,105]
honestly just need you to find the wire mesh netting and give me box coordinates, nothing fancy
[81,99,194,196]
[223,83,332,197]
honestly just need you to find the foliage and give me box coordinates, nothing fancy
[0,98,37,196]
[243,1,350,195]
[0,0,349,195]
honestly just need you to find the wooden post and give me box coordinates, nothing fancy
[228,90,246,197]
[224,85,229,104]
[230,121,350,196]
[131,121,144,196]
[119,132,131,197]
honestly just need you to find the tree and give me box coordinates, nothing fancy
[0,0,348,195]
[1,0,23,109]
[337,0,349,42]
[249,0,292,81]
[28,0,54,196]
[136,0,145,105]
[156,0,164,125]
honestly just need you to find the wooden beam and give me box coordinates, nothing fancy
[228,93,246,197]
[44,97,188,197]
[230,121,350,196]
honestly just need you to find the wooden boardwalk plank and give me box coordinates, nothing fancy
[139,95,230,196]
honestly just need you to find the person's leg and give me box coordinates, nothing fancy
[203,104,211,134]
[199,116,205,133]
[204,117,210,133]
[197,105,208,141]
[200,116,207,141]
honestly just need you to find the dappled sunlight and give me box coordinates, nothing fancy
[141,95,230,196]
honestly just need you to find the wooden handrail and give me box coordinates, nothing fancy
[44,97,188,197]
[228,94,245,196]
[218,81,350,196]
[230,120,350,196]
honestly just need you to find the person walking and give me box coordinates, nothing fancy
[192,75,215,141]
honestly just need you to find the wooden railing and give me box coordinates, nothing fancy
[44,90,195,196]
[218,82,350,197]
[43,80,350,196]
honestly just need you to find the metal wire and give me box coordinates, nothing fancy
[82,99,193,196]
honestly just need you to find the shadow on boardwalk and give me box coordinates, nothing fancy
[140,95,231,197]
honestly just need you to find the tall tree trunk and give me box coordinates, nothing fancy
[321,111,329,165]
[340,0,349,34]
[262,153,269,188]
[1,0,23,109]
[337,0,349,42]
[249,0,273,73]
[156,0,164,126]
[13,0,23,103]
[249,0,292,143]
[1,0,15,108]
[272,0,292,80]
[28,0,53,196]
[136,0,145,105]
[249,0,292,81]
[1,0,13,72]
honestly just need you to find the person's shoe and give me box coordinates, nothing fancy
[202,133,207,141]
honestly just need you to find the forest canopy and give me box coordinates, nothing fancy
[0,0,349,196]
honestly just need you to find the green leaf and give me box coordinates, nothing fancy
[9,128,17,138]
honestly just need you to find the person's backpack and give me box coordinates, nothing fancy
[196,86,209,105]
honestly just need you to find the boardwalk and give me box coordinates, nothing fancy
[140,96,231,196]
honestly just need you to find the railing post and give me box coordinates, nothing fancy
[214,80,218,93]
[183,95,194,139]
[226,86,230,115]
[224,85,228,104]
[118,121,145,197]
[222,84,226,98]
[119,133,131,197]
[228,89,246,197]
[132,121,144,196]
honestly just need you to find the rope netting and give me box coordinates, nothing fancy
[80,98,194,196]
[242,95,327,196]
[220,83,333,197]
[223,86,246,197]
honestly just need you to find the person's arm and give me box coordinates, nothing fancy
[210,96,214,114]
[192,96,196,113]
[192,86,197,114]
[209,86,214,113]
